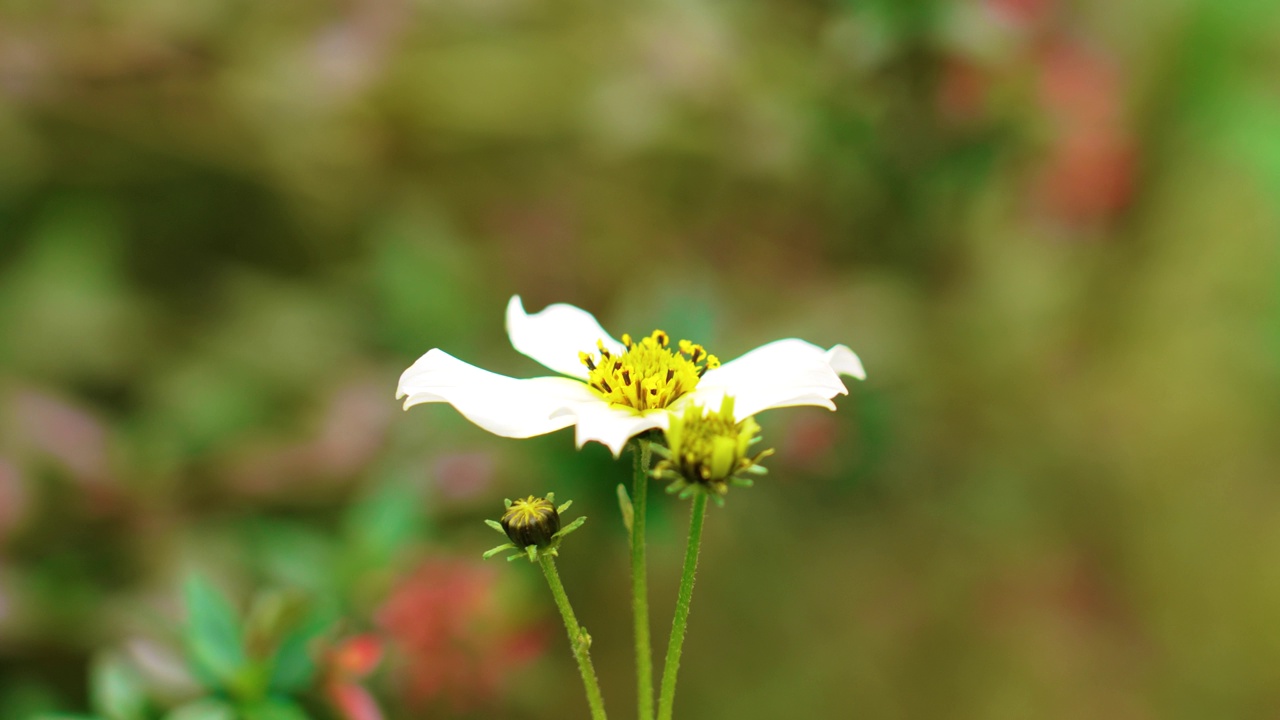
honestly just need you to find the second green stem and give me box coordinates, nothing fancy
[632,440,654,720]
[657,492,708,720]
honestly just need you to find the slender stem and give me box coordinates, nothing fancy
[656,492,708,720]
[631,440,654,720]
[539,553,608,720]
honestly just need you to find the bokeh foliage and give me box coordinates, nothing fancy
[2,0,1279,717]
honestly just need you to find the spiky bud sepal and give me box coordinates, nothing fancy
[483,493,587,562]
[651,395,774,506]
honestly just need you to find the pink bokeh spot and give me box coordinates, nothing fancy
[14,389,111,485]
[377,556,548,713]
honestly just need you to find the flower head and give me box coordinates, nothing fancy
[483,493,586,562]
[652,395,773,502]
[499,496,561,549]
[396,296,865,456]
[579,331,719,411]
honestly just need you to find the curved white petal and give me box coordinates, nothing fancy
[506,296,625,380]
[397,349,598,438]
[551,403,667,457]
[826,344,866,380]
[689,338,861,419]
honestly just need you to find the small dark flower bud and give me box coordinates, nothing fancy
[500,496,561,549]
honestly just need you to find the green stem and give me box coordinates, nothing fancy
[539,553,608,720]
[632,440,654,720]
[656,492,708,720]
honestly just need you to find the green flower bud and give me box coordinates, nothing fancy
[653,395,773,503]
[500,495,561,549]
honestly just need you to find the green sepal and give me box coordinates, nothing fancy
[484,519,506,535]
[483,543,515,559]
[554,516,587,539]
[616,484,634,534]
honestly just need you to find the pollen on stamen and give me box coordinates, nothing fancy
[579,330,718,411]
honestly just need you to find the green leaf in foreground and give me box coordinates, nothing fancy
[183,575,248,690]
[163,699,237,720]
[89,653,147,720]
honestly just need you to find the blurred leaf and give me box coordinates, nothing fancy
[146,363,269,457]
[1,673,66,719]
[0,196,146,382]
[268,597,340,694]
[163,699,237,720]
[244,590,310,661]
[342,468,426,573]
[89,654,147,720]
[1219,93,1280,202]
[183,576,248,692]
[248,522,339,596]
[241,698,312,720]
[369,209,480,355]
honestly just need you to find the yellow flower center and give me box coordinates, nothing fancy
[578,331,720,411]
[652,395,773,501]
[663,396,766,484]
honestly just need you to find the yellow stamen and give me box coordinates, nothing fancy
[577,330,719,411]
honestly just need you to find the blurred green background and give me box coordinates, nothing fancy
[2,0,1279,718]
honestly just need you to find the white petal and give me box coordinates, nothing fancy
[688,338,859,419]
[826,344,866,380]
[552,403,667,457]
[397,349,598,438]
[505,296,625,380]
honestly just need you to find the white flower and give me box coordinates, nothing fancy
[396,296,866,457]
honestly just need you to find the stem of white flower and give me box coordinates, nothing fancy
[631,439,654,720]
[657,492,707,720]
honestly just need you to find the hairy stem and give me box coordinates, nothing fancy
[632,440,654,720]
[539,554,608,720]
[657,492,708,720]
